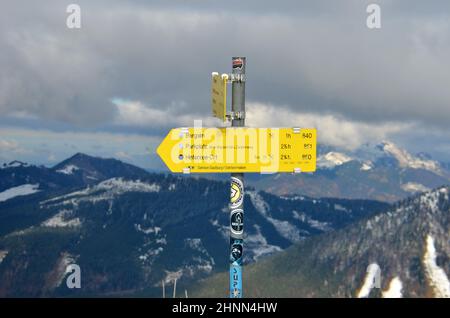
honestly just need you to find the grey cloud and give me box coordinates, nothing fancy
[122,0,450,17]
[0,0,450,131]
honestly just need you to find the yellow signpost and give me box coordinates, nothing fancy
[156,57,317,299]
[156,127,316,173]
[211,72,228,122]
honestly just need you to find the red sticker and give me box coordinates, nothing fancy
[232,58,243,69]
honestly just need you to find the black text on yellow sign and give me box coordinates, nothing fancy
[156,127,316,173]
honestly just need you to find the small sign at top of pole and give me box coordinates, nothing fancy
[211,72,229,122]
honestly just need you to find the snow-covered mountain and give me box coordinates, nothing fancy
[0,153,388,297]
[317,152,353,169]
[0,153,148,195]
[319,141,443,175]
[364,141,442,174]
[194,186,450,298]
[249,141,450,202]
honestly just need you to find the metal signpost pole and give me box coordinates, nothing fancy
[156,56,316,298]
[229,57,246,298]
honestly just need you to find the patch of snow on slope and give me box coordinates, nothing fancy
[381,141,441,173]
[280,195,305,201]
[308,219,332,232]
[245,225,282,261]
[210,219,228,240]
[401,182,430,193]
[292,211,331,232]
[56,165,79,175]
[4,226,34,238]
[96,178,160,193]
[0,250,8,264]
[360,161,373,171]
[41,178,160,207]
[334,204,349,213]
[419,188,447,213]
[185,238,215,272]
[139,247,163,261]
[138,224,166,264]
[135,224,161,235]
[163,270,183,284]
[185,238,205,253]
[156,238,167,245]
[42,210,81,228]
[382,277,403,298]
[317,152,352,169]
[357,263,381,298]
[54,253,76,288]
[249,191,301,242]
[0,184,40,202]
[423,235,450,298]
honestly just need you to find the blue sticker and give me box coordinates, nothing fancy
[229,264,242,298]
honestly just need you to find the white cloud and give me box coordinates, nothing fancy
[0,139,19,151]
[114,100,174,127]
[113,99,223,128]
[115,151,132,160]
[0,139,29,157]
[112,99,413,150]
[47,154,57,162]
[246,102,412,149]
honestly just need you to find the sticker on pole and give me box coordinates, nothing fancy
[230,265,242,298]
[230,209,244,236]
[230,177,243,209]
[232,58,243,70]
[230,240,243,264]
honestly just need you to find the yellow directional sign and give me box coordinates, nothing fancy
[211,72,228,121]
[156,127,316,173]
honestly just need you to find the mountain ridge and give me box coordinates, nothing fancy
[248,141,450,202]
[0,153,390,297]
[193,186,450,297]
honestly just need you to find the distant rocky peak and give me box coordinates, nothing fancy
[317,152,353,169]
[377,141,441,173]
[0,160,30,169]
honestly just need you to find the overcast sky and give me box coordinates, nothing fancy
[1,0,450,168]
